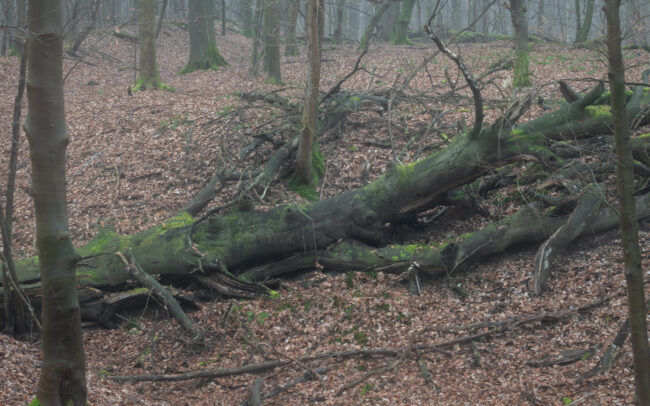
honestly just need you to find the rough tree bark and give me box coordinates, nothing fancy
[25,0,87,403]
[180,0,227,74]
[604,0,650,403]
[296,0,321,185]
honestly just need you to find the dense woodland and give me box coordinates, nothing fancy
[0,0,650,404]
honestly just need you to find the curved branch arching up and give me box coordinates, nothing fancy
[425,11,484,139]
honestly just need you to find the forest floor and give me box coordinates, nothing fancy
[0,23,649,405]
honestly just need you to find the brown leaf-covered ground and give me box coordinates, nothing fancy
[0,24,649,405]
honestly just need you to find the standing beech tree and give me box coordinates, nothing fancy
[509,0,531,87]
[574,0,595,44]
[296,0,321,185]
[25,0,87,404]
[390,0,416,45]
[604,0,650,403]
[134,0,162,90]
[180,0,227,74]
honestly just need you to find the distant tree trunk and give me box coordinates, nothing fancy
[221,0,226,35]
[537,0,545,35]
[250,0,264,75]
[333,0,344,41]
[296,0,321,185]
[264,0,282,83]
[377,0,399,41]
[134,0,162,90]
[70,0,101,54]
[574,0,582,42]
[155,0,169,39]
[574,0,594,43]
[390,0,416,45]
[240,0,254,36]
[10,0,26,55]
[25,0,87,404]
[181,0,227,73]
[285,0,300,56]
[359,0,391,51]
[604,1,650,404]
[509,0,531,87]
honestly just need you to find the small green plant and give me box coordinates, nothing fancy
[562,396,573,405]
[376,303,390,312]
[353,331,368,345]
[345,272,354,288]
[303,300,312,311]
[360,383,372,395]
[268,289,281,299]
[29,399,42,406]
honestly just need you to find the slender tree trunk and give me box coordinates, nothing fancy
[390,0,416,45]
[285,0,300,55]
[264,0,282,83]
[2,52,30,337]
[296,0,321,185]
[537,0,544,35]
[509,0,531,87]
[605,1,650,404]
[574,0,594,43]
[250,0,264,74]
[377,0,399,41]
[155,0,169,39]
[25,0,87,404]
[181,0,227,73]
[574,0,582,42]
[240,0,253,36]
[221,0,226,35]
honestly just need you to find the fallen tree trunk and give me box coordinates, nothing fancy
[2,83,649,325]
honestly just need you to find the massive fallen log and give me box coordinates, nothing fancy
[2,83,649,325]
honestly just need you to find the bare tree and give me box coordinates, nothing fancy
[25,0,87,403]
[604,0,650,404]
[296,0,321,185]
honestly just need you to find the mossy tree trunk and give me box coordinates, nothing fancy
[296,0,321,186]
[180,0,227,74]
[3,81,650,329]
[134,0,162,90]
[574,0,594,44]
[284,0,300,56]
[604,0,650,403]
[263,0,282,83]
[376,0,399,42]
[25,0,87,404]
[509,0,531,87]
[390,0,416,45]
